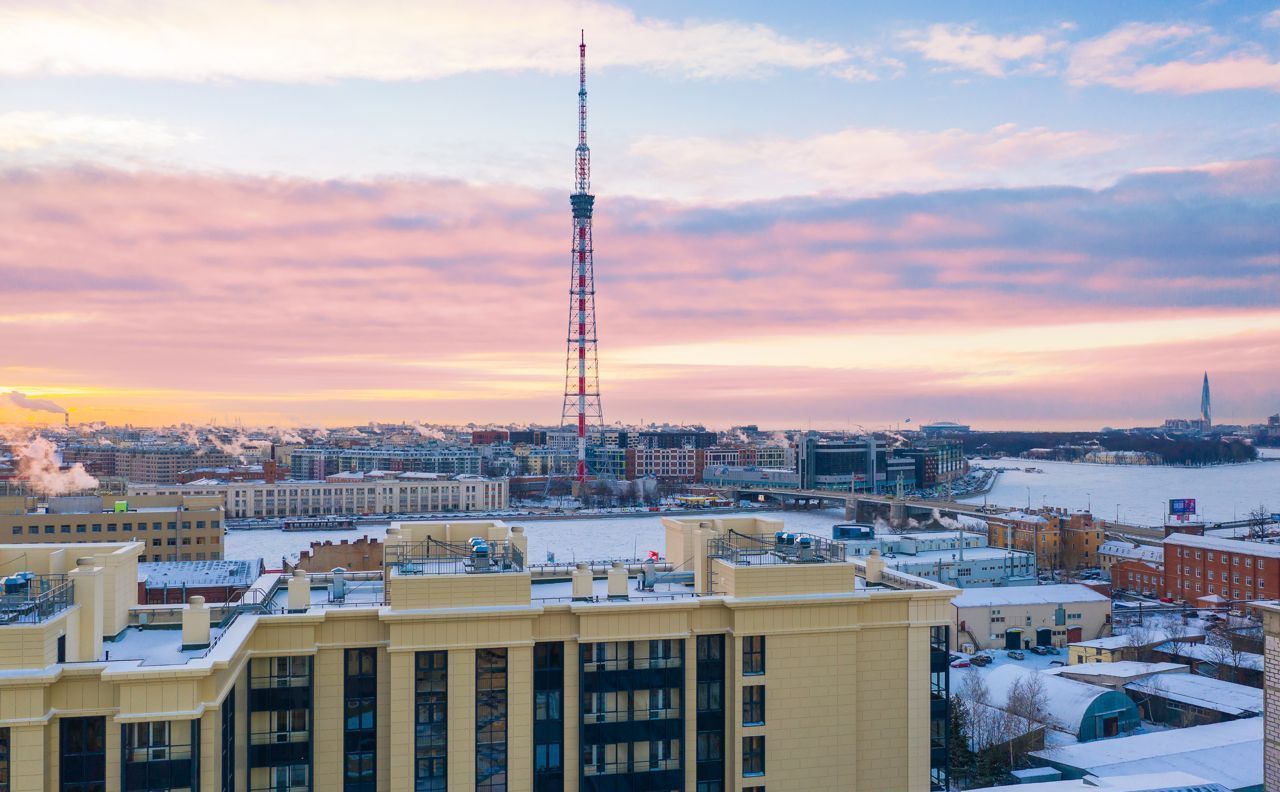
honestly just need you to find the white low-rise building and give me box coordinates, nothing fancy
[953,583,1112,651]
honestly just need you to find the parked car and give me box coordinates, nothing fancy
[970,654,993,667]
[948,654,962,663]
[1043,645,1060,655]
[1049,660,1066,667]
[950,658,971,668]
[1007,650,1026,660]
[1029,646,1048,656]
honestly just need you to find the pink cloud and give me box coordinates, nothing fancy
[0,165,1276,428]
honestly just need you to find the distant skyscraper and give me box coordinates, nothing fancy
[1201,371,1211,427]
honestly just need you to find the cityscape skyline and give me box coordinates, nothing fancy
[1,1,1278,429]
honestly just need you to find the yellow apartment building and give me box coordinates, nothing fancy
[0,494,225,562]
[0,516,956,792]
[1259,602,1279,792]
[131,473,509,520]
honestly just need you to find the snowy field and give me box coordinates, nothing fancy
[963,450,1280,525]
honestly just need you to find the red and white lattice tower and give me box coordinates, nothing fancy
[560,30,603,487]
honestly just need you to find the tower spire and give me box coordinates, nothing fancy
[561,32,603,488]
[1201,371,1211,428]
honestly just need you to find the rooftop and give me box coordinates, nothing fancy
[1030,718,1261,791]
[1164,532,1280,558]
[953,584,1110,609]
[1044,661,1186,679]
[1124,673,1262,716]
[139,559,263,589]
[1153,641,1264,671]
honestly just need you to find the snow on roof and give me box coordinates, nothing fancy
[969,771,1228,792]
[139,559,263,588]
[1164,532,1280,558]
[1031,718,1261,791]
[1154,641,1264,671]
[1124,673,1262,716]
[1069,635,1137,650]
[1098,541,1163,563]
[1044,661,1185,680]
[953,584,1110,609]
[1001,510,1049,523]
[983,665,1116,737]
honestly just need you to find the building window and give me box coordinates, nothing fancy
[221,687,236,792]
[414,651,447,791]
[742,736,765,776]
[742,636,765,676]
[0,728,8,792]
[123,720,197,792]
[60,717,106,792]
[344,649,377,792]
[533,643,565,792]
[742,686,765,726]
[476,648,508,791]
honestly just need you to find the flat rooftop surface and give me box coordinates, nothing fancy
[105,625,225,667]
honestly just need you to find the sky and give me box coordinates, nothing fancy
[0,0,1277,430]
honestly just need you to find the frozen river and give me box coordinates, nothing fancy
[225,450,1279,565]
[962,449,1280,526]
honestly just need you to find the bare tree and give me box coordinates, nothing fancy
[1001,673,1057,768]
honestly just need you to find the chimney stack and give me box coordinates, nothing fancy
[182,595,211,649]
[607,561,628,599]
[572,563,593,600]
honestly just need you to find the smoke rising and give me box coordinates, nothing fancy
[413,424,449,441]
[4,391,68,414]
[15,436,98,495]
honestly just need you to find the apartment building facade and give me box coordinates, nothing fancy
[0,494,224,562]
[1163,532,1280,604]
[0,516,956,792]
[289,447,483,479]
[63,444,239,485]
[133,472,508,519]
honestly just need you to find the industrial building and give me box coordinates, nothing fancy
[983,665,1140,742]
[0,515,957,791]
[0,494,224,562]
[833,526,1036,588]
[130,471,508,519]
[951,584,1112,651]
[1162,532,1279,605]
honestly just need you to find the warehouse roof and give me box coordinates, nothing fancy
[139,559,263,589]
[953,584,1109,609]
[1030,718,1261,791]
[1124,673,1262,717]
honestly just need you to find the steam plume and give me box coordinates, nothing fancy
[15,436,98,495]
[4,391,68,414]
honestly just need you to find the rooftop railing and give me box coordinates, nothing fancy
[707,530,847,566]
[0,573,74,625]
[385,536,524,575]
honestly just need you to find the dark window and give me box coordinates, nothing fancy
[743,736,765,776]
[344,648,377,792]
[91,524,101,533]
[476,648,508,792]
[696,681,722,713]
[697,635,722,662]
[696,731,722,761]
[0,727,9,792]
[532,642,563,792]
[743,636,765,676]
[742,686,765,726]
[221,687,235,792]
[414,651,447,791]
[60,716,106,792]
[57,634,66,664]
[123,720,196,792]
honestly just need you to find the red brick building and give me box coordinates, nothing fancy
[1164,533,1279,603]
[1112,558,1165,597]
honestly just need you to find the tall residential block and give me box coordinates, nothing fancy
[0,516,955,792]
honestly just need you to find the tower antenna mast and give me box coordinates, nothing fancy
[560,30,603,490]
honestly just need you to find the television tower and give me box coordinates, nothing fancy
[560,30,603,487]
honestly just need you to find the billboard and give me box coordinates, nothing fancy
[1169,498,1197,516]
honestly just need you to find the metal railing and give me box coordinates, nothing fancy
[385,536,524,575]
[706,530,847,566]
[0,574,74,625]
